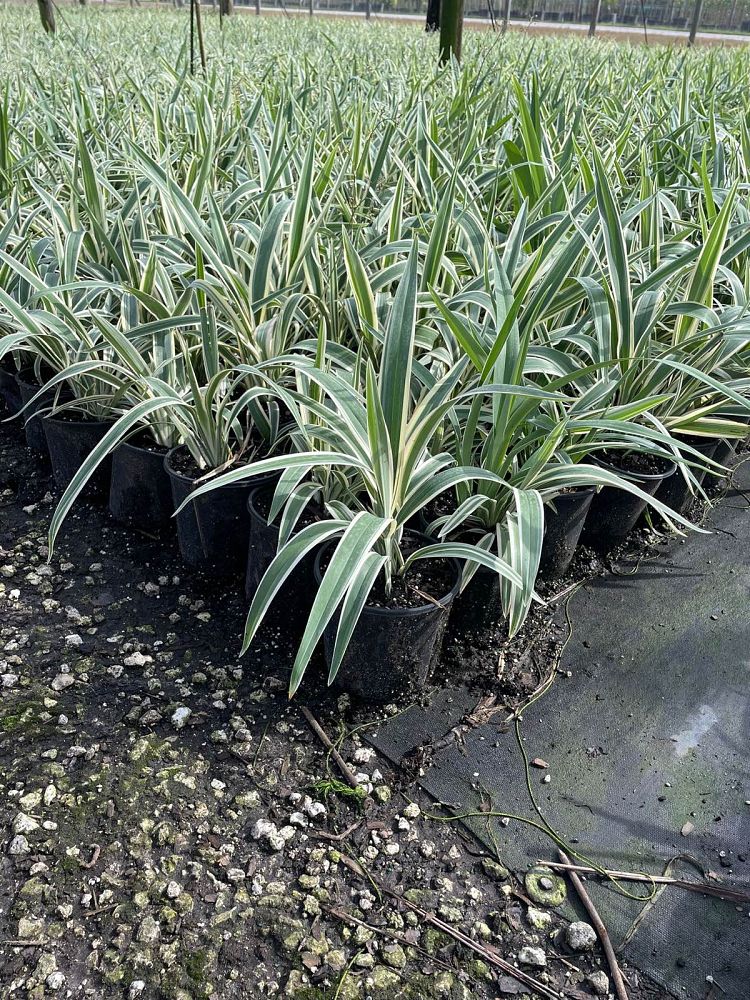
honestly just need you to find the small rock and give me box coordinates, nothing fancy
[518,945,546,967]
[129,982,146,999]
[46,972,65,991]
[12,812,40,835]
[9,834,30,856]
[51,673,75,692]
[587,970,610,996]
[136,915,161,944]
[171,706,192,730]
[566,920,598,952]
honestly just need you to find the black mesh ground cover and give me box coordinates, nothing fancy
[371,461,750,1000]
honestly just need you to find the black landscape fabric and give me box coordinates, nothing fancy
[371,460,750,1000]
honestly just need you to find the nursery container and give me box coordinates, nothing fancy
[165,447,278,575]
[164,447,205,569]
[245,484,319,612]
[538,487,595,578]
[42,414,114,500]
[447,563,503,638]
[314,538,460,702]
[110,438,174,529]
[16,372,55,458]
[652,436,718,516]
[710,438,737,474]
[581,456,676,552]
[0,360,21,416]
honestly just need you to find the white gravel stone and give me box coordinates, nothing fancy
[12,812,39,835]
[587,971,610,996]
[9,834,30,855]
[46,972,65,991]
[51,673,75,692]
[129,981,146,999]
[566,920,598,952]
[166,881,181,899]
[171,706,192,730]
[518,945,547,967]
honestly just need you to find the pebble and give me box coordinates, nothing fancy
[587,970,610,995]
[8,834,30,856]
[518,945,547,967]
[566,920,598,951]
[12,812,40,835]
[171,706,192,729]
[51,673,75,692]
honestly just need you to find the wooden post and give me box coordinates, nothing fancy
[502,0,511,31]
[37,0,56,34]
[588,0,602,35]
[439,0,465,62]
[688,0,703,42]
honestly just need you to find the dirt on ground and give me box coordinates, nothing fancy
[0,417,697,1000]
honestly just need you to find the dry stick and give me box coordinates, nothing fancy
[299,706,359,790]
[558,850,628,1000]
[335,853,564,1000]
[542,860,750,905]
[310,820,363,843]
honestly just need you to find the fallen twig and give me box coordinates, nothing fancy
[3,939,48,947]
[541,860,750,905]
[558,849,628,1000]
[335,853,564,1000]
[300,706,359,790]
[82,904,117,918]
[310,820,363,843]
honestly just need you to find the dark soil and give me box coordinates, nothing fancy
[0,418,711,1000]
[598,449,674,476]
[318,533,458,610]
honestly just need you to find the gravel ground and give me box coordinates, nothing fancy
[0,418,677,1000]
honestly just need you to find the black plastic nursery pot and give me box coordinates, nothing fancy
[109,438,174,530]
[538,487,595,579]
[165,447,278,576]
[651,436,718,516]
[245,485,319,613]
[0,359,22,416]
[42,414,115,501]
[581,455,676,553]
[313,538,461,703]
[164,448,205,569]
[15,371,57,459]
[447,563,503,639]
[710,438,737,474]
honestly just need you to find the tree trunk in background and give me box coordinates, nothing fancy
[688,0,703,42]
[588,0,602,35]
[501,0,511,31]
[426,0,440,31]
[220,0,233,14]
[37,0,56,34]
[439,0,464,61]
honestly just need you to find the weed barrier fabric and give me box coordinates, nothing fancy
[371,460,750,1000]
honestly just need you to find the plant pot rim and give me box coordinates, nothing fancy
[546,485,596,499]
[115,437,169,458]
[42,413,114,429]
[597,456,676,483]
[313,532,461,619]
[165,445,278,492]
